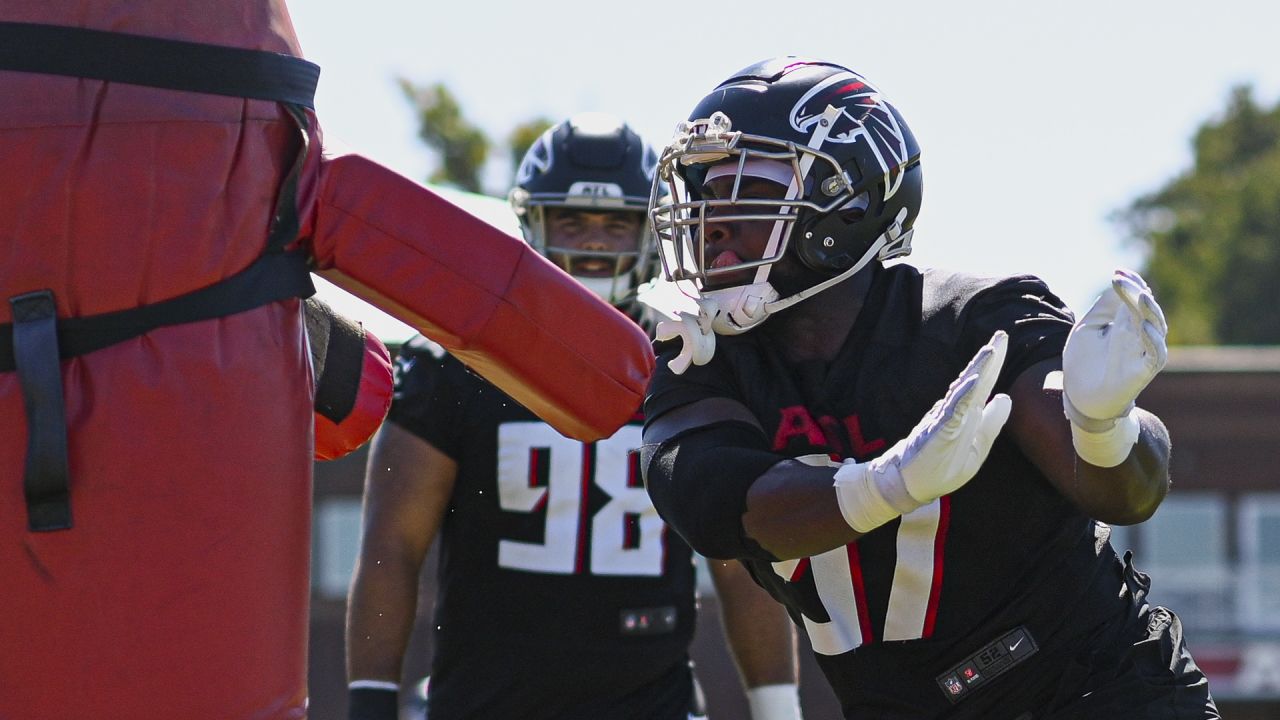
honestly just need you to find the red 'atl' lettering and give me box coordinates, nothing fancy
[773,406,828,451]
[843,415,886,457]
[773,406,886,461]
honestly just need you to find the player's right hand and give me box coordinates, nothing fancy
[834,332,1012,532]
[893,330,1012,502]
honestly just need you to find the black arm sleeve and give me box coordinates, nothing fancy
[960,275,1075,393]
[642,420,788,563]
[384,335,465,459]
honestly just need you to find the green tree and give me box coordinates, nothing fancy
[399,79,490,193]
[1116,85,1280,344]
[400,81,552,196]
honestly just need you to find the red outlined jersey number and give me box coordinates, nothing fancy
[772,455,950,655]
[496,422,665,576]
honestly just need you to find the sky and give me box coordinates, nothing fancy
[288,0,1280,343]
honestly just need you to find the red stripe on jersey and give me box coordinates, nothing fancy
[623,513,638,549]
[529,447,548,513]
[626,448,642,488]
[922,495,952,638]
[528,447,542,487]
[660,524,669,571]
[574,443,594,574]
[790,557,811,583]
[847,542,874,644]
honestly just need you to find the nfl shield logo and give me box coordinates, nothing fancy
[944,676,964,696]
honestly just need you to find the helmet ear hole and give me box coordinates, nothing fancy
[794,195,881,274]
[838,206,867,223]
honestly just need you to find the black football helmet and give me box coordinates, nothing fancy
[649,57,922,334]
[510,113,658,309]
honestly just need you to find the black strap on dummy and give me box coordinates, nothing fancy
[9,292,72,531]
[0,22,321,531]
[0,252,315,374]
[0,22,320,108]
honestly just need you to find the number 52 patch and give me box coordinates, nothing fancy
[935,626,1038,704]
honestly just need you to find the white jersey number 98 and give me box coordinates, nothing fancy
[496,422,665,577]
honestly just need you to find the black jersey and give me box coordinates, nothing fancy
[645,265,1144,719]
[389,336,697,720]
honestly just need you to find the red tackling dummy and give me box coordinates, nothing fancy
[0,2,654,719]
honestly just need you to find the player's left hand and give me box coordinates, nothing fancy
[893,330,1012,504]
[1062,268,1168,427]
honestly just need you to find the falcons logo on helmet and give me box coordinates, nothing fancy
[789,71,910,197]
[515,131,554,185]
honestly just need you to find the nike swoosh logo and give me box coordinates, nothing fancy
[1008,637,1024,652]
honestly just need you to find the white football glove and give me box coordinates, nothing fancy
[1061,269,1168,467]
[834,331,1013,533]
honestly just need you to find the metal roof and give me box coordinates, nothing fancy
[1166,346,1280,372]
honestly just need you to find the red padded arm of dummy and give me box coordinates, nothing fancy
[307,153,654,442]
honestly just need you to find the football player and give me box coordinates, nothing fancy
[346,113,802,720]
[641,57,1220,719]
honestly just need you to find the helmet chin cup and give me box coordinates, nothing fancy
[700,282,779,335]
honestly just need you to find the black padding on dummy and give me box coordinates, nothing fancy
[0,21,320,108]
[306,298,366,424]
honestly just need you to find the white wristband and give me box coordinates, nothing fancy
[832,461,920,534]
[1070,407,1141,468]
[348,679,400,692]
[746,683,802,720]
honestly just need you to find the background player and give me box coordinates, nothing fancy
[641,57,1219,719]
[346,113,801,720]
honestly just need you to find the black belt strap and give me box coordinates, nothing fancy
[2,252,316,532]
[0,21,320,108]
[10,291,73,532]
[0,251,316,373]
